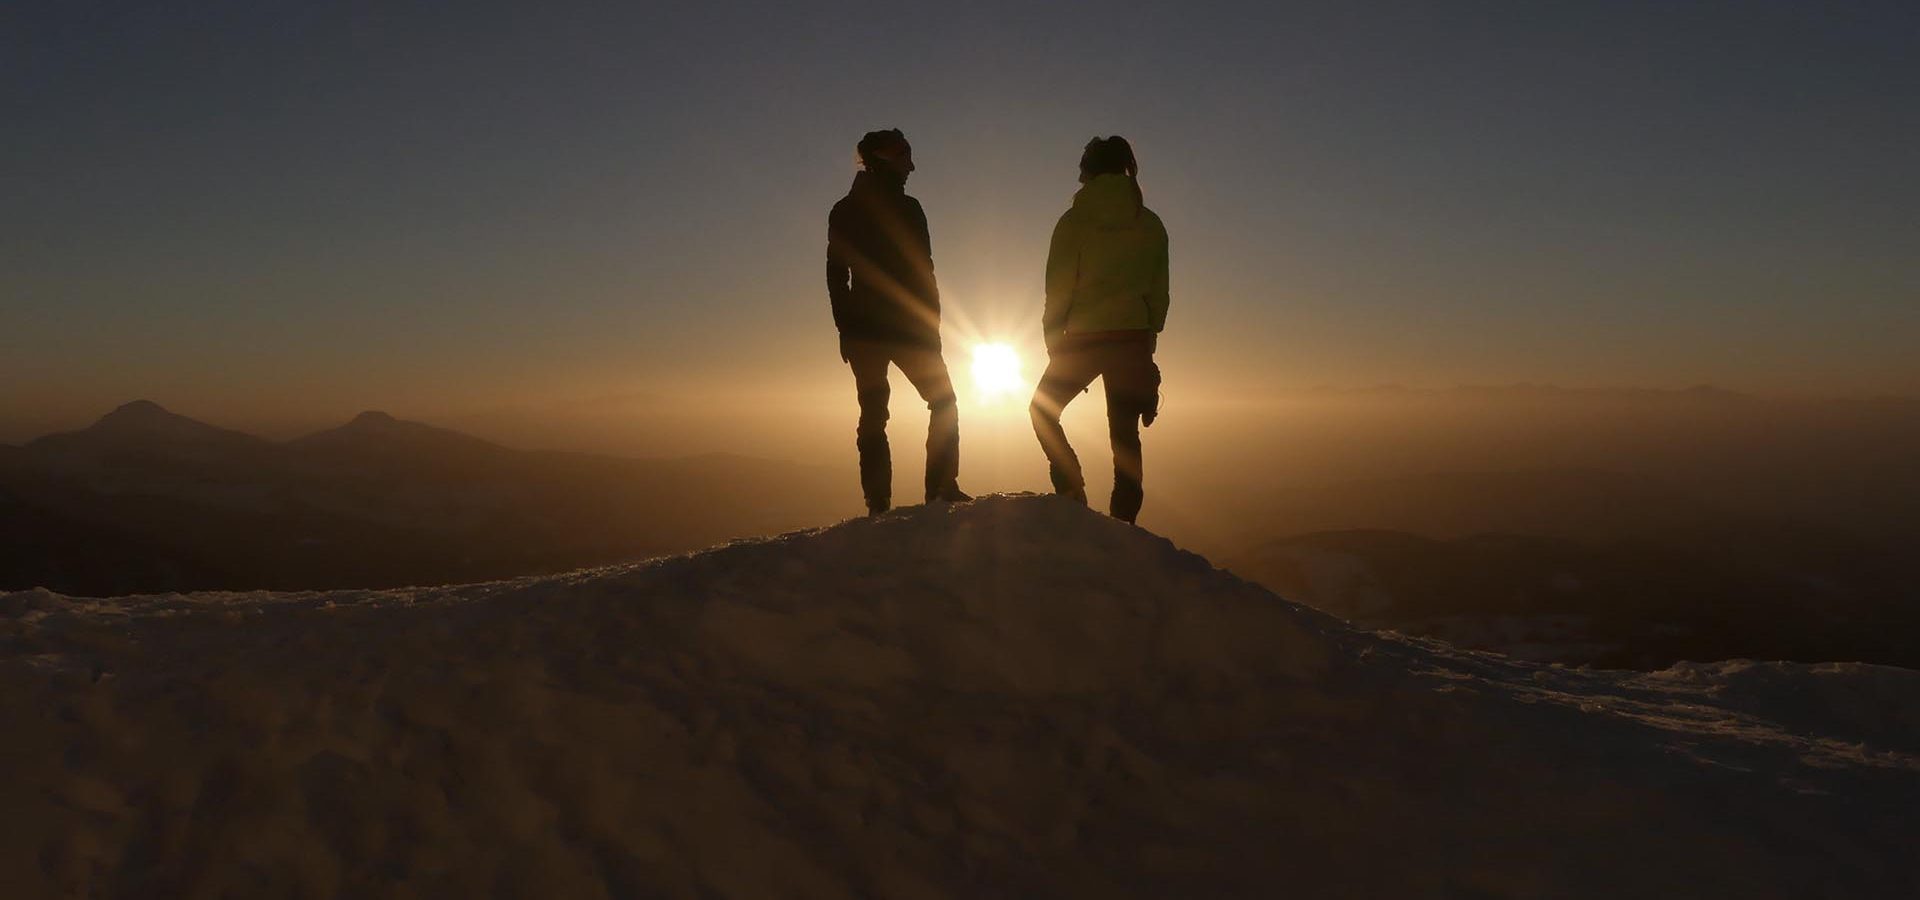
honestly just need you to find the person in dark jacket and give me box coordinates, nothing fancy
[827,129,969,514]
[1029,136,1169,524]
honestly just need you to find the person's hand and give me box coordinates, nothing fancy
[1147,333,1157,354]
[1044,330,1063,355]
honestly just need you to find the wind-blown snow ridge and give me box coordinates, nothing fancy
[2,494,1915,898]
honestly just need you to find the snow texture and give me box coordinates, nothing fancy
[2,494,1915,898]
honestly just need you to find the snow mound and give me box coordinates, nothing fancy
[3,494,1916,898]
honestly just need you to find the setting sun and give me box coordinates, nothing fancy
[969,343,1026,400]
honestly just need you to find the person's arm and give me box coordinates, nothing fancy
[1042,211,1078,350]
[827,204,858,360]
[910,198,939,309]
[1147,214,1170,335]
[826,204,853,334]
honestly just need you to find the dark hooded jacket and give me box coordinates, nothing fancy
[826,170,941,347]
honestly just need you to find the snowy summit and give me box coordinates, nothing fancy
[2,494,1916,897]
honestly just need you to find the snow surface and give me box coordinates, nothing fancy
[2,494,1916,898]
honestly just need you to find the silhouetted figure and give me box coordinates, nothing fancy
[826,129,969,514]
[1030,136,1169,524]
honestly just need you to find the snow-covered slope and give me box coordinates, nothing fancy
[2,495,1915,898]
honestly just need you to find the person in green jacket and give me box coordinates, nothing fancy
[1029,136,1169,524]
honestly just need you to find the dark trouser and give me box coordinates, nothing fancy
[1029,336,1160,523]
[844,339,961,509]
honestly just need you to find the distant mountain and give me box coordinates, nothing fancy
[292,410,510,460]
[28,400,257,449]
[0,402,853,594]
[24,400,273,473]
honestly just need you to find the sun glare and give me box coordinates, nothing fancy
[969,342,1025,401]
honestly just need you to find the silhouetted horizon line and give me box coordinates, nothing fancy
[5,382,1918,453]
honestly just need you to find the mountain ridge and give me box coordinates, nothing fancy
[25,399,271,458]
[0,402,851,595]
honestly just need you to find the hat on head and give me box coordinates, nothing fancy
[857,129,911,169]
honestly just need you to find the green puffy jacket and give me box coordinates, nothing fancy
[1043,173,1170,343]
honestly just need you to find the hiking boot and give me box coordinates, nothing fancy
[866,498,891,516]
[1057,485,1088,506]
[927,485,973,503]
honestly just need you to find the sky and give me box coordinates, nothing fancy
[4,0,1917,449]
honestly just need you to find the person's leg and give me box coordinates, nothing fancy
[894,345,965,501]
[1028,348,1099,502]
[1103,341,1160,523]
[844,341,893,513]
